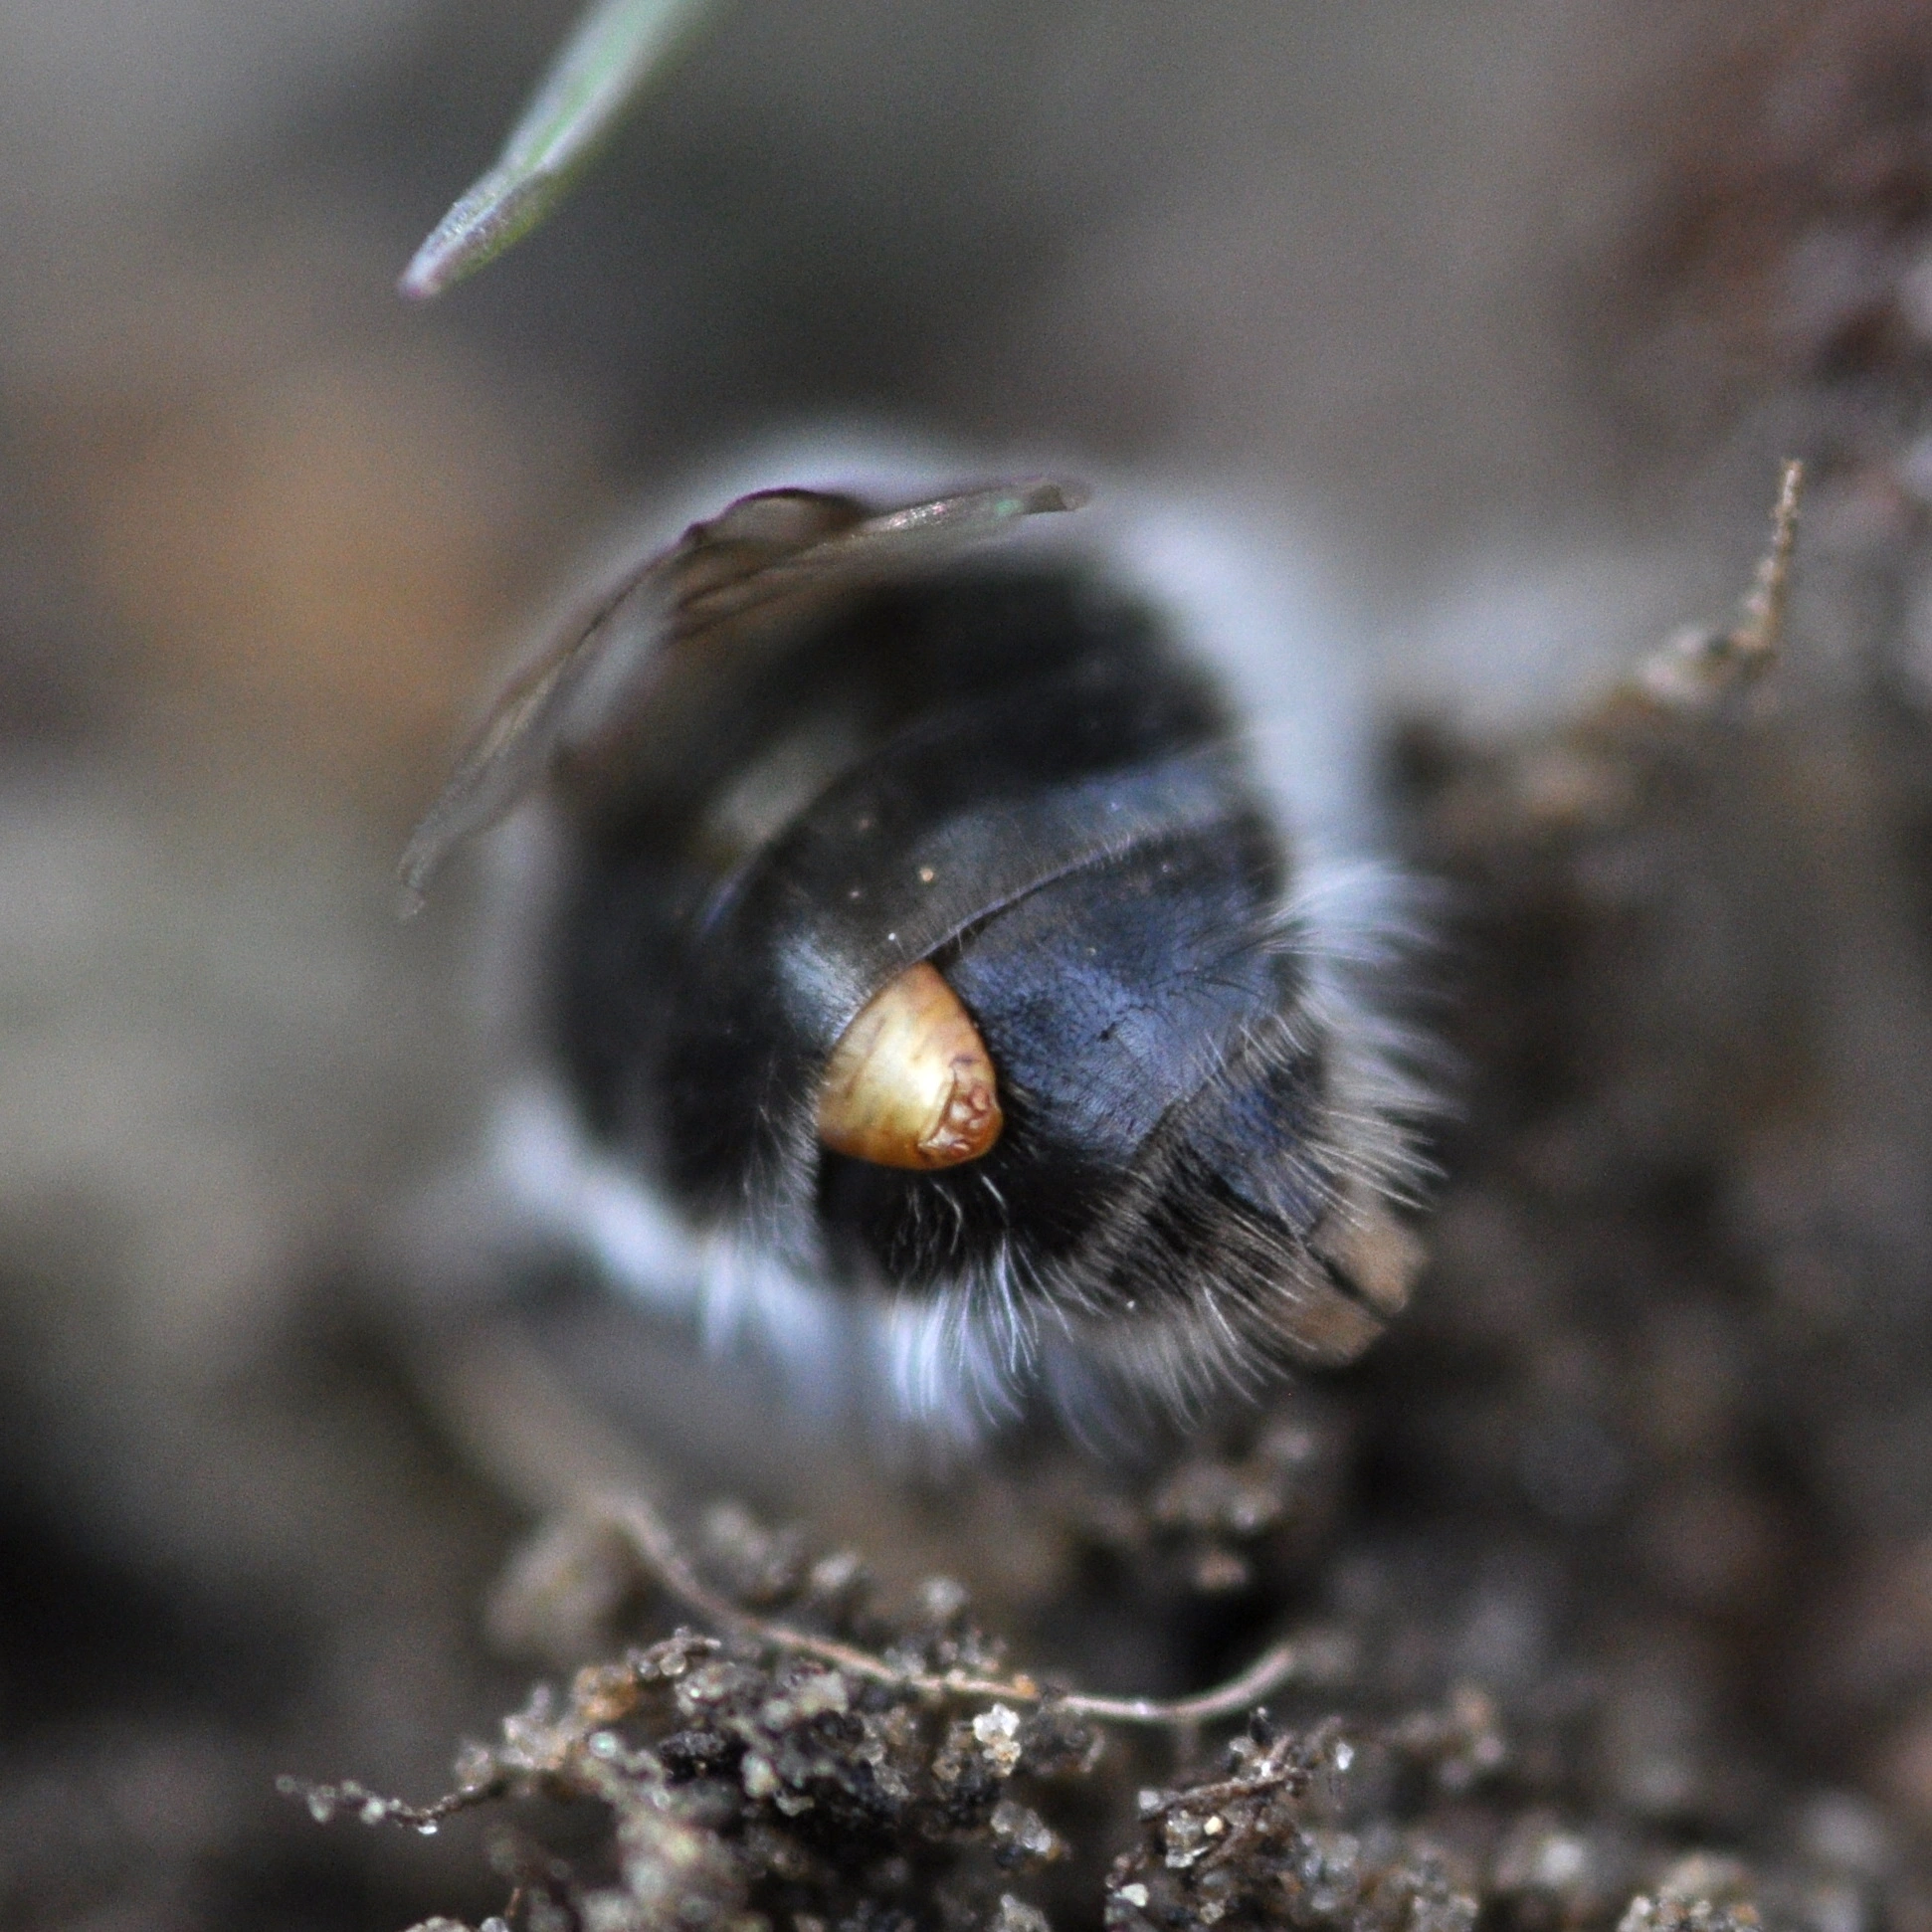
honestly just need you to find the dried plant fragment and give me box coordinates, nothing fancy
[1633,461,1804,711]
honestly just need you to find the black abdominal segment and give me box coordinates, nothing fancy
[548,566,1336,1316]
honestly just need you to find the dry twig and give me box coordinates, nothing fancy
[575,1489,1314,1728]
[1632,459,1804,710]
[413,1320,1321,1731]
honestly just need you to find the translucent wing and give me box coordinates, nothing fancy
[398,477,1088,911]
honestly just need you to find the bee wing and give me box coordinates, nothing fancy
[398,477,1088,911]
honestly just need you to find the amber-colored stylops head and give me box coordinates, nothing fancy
[816,962,1003,1170]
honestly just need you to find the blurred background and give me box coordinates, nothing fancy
[7,2,1932,1927]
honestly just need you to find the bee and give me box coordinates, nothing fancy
[403,440,1432,1445]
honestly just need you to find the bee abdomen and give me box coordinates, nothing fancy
[532,535,1428,1433]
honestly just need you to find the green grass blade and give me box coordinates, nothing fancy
[399,0,730,301]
